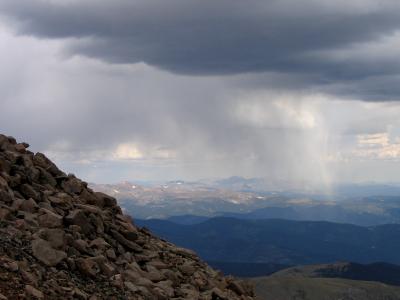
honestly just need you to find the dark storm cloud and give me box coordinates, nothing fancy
[2,11,400,184]
[2,0,400,82]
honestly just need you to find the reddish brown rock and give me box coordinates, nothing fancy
[76,258,100,277]
[0,134,254,300]
[32,238,67,267]
[37,208,63,228]
[61,176,83,195]
[19,184,40,201]
[25,285,44,299]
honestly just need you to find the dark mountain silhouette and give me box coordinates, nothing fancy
[137,217,400,266]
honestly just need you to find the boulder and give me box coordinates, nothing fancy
[0,176,8,189]
[25,285,44,299]
[61,176,83,195]
[19,198,38,213]
[76,258,100,277]
[32,239,67,267]
[73,239,90,254]
[0,207,11,220]
[110,229,142,252]
[0,135,12,151]
[39,228,65,249]
[228,279,246,296]
[94,192,117,208]
[19,184,40,201]
[33,153,63,176]
[65,209,94,235]
[37,209,63,228]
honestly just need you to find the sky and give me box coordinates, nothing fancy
[1,0,400,187]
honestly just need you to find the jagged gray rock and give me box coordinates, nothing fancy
[0,134,255,299]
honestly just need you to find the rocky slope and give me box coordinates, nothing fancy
[0,134,254,300]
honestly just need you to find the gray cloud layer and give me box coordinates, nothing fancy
[2,1,400,186]
[2,0,400,99]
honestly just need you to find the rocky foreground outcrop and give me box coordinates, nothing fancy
[0,134,254,299]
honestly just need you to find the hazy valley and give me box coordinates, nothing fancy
[92,179,400,299]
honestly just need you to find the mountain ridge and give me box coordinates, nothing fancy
[136,217,400,266]
[91,181,400,226]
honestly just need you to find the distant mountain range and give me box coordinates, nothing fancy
[135,217,400,267]
[164,199,400,226]
[91,180,269,219]
[92,177,400,200]
[91,179,400,226]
